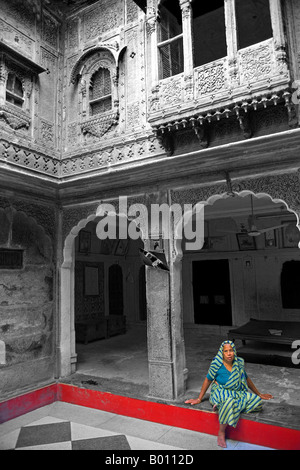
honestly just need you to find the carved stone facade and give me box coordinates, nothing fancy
[1,0,300,402]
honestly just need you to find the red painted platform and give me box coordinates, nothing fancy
[1,382,300,450]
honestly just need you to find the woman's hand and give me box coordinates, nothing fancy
[185,398,201,405]
[259,393,274,400]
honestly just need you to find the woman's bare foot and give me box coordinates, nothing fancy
[217,424,227,448]
[217,432,227,448]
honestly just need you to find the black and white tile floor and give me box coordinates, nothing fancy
[0,402,274,451]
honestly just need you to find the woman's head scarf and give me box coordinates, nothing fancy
[207,340,247,391]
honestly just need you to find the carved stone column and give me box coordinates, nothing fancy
[179,0,193,74]
[0,56,7,106]
[269,0,289,77]
[179,0,193,102]
[146,191,187,401]
[224,0,238,86]
[146,6,159,89]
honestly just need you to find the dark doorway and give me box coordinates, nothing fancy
[281,261,300,309]
[193,259,232,325]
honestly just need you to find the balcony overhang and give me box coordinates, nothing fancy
[0,41,46,75]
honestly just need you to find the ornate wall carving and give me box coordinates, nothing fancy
[238,42,273,85]
[171,172,300,216]
[83,0,123,41]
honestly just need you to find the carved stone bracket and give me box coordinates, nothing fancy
[0,103,31,130]
[151,88,295,155]
[81,110,119,138]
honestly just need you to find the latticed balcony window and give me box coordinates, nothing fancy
[158,0,183,80]
[89,68,112,116]
[6,73,24,108]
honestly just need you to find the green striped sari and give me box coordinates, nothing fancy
[208,341,262,428]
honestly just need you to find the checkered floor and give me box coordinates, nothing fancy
[0,402,275,451]
[1,416,184,451]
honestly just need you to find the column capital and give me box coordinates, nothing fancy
[179,0,192,8]
[179,0,192,16]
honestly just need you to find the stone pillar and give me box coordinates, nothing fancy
[146,192,186,401]
[269,0,289,77]
[179,0,193,74]
[224,0,238,86]
[146,266,174,400]
[179,0,194,101]
[58,239,76,377]
[0,57,7,106]
[269,0,286,49]
[146,6,159,88]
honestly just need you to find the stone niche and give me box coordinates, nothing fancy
[0,207,55,397]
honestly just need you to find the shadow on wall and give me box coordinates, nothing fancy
[0,207,55,396]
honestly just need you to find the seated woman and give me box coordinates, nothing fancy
[185,340,273,448]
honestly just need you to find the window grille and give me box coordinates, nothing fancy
[89,68,112,116]
[0,249,23,269]
[158,1,183,79]
[6,73,24,108]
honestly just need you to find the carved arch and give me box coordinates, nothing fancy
[60,201,147,376]
[171,172,300,261]
[69,44,127,85]
[70,45,126,139]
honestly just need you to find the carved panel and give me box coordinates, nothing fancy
[239,40,274,85]
[126,0,139,24]
[0,19,34,59]
[40,119,55,147]
[40,47,57,73]
[42,13,59,50]
[127,101,140,129]
[83,0,122,41]
[68,18,79,50]
[159,75,183,107]
[195,59,227,97]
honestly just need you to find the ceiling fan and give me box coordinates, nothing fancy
[219,195,290,237]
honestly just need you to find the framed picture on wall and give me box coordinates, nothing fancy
[236,233,256,251]
[264,229,277,248]
[79,230,91,254]
[84,266,99,296]
[282,221,300,248]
